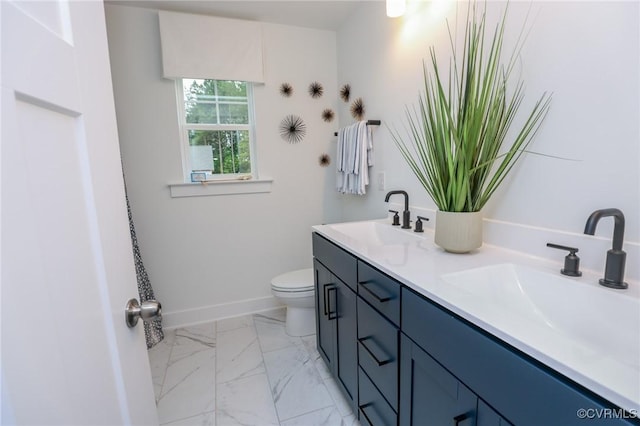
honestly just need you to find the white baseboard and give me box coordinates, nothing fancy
[161,295,284,330]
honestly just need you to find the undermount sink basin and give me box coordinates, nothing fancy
[326,221,424,246]
[440,263,640,369]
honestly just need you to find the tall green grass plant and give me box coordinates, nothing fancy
[392,2,552,213]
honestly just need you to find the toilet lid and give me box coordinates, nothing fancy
[271,268,314,292]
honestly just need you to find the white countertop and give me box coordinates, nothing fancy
[312,219,640,414]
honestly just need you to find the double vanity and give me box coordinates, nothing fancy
[312,220,639,425]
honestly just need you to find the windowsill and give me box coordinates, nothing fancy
[169,177,273,198]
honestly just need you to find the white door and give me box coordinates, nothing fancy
[1,1,158,424]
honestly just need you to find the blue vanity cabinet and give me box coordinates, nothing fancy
[312,233,359,414]
[401,286,639,426]
[313,230,638,425]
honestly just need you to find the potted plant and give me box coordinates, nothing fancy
[392,2,552,253]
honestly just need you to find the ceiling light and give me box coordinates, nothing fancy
[386,0,406,17]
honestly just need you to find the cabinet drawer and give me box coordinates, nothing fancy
[357,261,400,326]
[358,298,399,411]
[359,367,398,426]
[312,233,357,291]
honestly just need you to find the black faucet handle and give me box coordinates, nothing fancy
[547,243,582,277]
[388,210,400,226]
[546,243,579,255]
[414,216,429,233]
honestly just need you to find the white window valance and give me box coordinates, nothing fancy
[158,11,264,83]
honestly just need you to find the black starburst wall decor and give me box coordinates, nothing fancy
[322,109,335,123]
[279,115,307,143]
[340,84,351,102]
[350,97,365,120]
[319,153,331,167]
[308,81,324,99]
[279,82,293,97]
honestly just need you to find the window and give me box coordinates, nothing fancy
[178,79,255,181]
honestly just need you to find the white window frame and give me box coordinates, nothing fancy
[176,79,258,183]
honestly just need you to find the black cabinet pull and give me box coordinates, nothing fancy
[453,412,470,426]
[359,281,392,303]
[358,336,392,366]
[323,283,329,316]
[323,283,336,318]
[359,403,383,426]
[327,285,337,320]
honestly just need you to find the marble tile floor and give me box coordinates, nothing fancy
[148,308,360,426]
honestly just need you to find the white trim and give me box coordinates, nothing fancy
[169,177,273,198]
[161,295,283,329]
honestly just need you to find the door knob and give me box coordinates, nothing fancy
[125,298,161,328]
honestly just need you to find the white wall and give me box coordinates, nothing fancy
[105,5,339,326]
[336,1,639,278]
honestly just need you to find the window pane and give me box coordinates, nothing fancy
[219,103,249,124]
[185,101,217,124]
[216,80,247,97]
[188,130,251,175]
[183,79,248,125]
[236,132,251,173]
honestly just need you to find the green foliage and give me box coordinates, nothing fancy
[184,79,251,175]
[392,3,552,212]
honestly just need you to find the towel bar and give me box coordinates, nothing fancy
[334,120,381,136]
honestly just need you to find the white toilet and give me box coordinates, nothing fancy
[271,268,315,337]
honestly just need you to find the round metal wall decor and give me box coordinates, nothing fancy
[279,115,307,143]
[279,82,293,97]
[340,84,351,102]
[308,81,324,99]
[322,109,335,123]
[319,153,331,167]
[350,97,365,120]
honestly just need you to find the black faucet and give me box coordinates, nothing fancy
[385,190,411,229]
[584,208,628,289]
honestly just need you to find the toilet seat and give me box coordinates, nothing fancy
[271,268,314,293]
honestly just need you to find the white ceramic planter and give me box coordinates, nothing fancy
[434,210,483,253]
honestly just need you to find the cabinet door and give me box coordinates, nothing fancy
[314,259,336,370]
[400,335,477,426]
[335,279,359,412]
